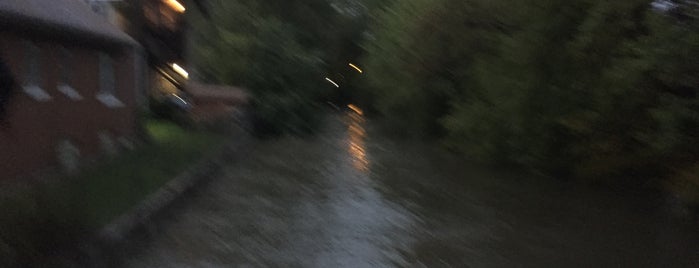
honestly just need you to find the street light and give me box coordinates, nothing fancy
[165,0,186,13]
[172,63,189,79]
[349,63,363,73]
[325,77,340,88]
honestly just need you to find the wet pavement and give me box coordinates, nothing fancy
[123,111,698,267]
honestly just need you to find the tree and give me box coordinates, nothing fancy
[188,0,359,135]
[361,0,699,196]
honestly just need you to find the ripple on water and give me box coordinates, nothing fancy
[123,113,699,268]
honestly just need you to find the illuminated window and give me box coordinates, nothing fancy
[143,2,159,26]
[160,7,179,31]
[164,0,185,13]
[143,1,181,31]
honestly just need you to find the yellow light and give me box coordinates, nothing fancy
[165,0,186,13]
[348,63,363,73]
[347,104,363,115]
[347,108,368,172]
[172,63,189,79]
[325,77,340,88]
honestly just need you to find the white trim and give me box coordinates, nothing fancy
[96,93,124,108]
[23,85,51,102]
[57,84,83,101]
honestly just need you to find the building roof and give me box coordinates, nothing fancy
[186,82,249,105]
[0,0,136,46]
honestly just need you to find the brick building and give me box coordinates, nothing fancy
[0,0,144,180]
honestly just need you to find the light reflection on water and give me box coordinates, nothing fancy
[122,114,699,268]
[346,110,369,172]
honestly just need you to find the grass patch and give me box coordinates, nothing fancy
[0,119,225,265]
[70,119,225,227]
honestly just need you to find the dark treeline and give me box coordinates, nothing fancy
[188,0,368,135]
[360,0,699,204]
[190,0,699,205]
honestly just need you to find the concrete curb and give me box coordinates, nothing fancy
[96,134,250,243]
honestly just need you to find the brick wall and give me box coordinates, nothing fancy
[0,33,140,180]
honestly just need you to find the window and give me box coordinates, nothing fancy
[96,53,123,108]
[24,42,40,86]
[22,41,51,101]
[143,1,181,31]
[99,53,115,94]
[160,5,180,31]
[143,2,159,26]
[60,48,71,84]
[0,56,15,119]
[57,47,82,100]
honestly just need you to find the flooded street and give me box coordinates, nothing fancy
[124,111,698,267]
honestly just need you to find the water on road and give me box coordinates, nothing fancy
[124,111,698,267]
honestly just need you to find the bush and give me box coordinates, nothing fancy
[362,0,699,193]
[0,119,225,266]
[667,164,699,209]
[0,182,87,267]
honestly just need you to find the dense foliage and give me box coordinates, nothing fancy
[188,0,366,135]
[188,0,699,203]
[361,0,699,199]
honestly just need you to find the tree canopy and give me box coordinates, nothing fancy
[188,0,699,203]
[360,0,699,196]
[188,0,369,134]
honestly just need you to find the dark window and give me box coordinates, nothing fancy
[99,53,115,94]
[24,41,40,86]
[60,47,72,85]
[0,56,15,120]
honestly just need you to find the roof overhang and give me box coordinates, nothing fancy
[0,0,137,50]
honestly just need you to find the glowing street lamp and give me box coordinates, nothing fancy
[349,63,363,73]
[325,77,339,88]
[347,104,363,115]
[172,63,189,79]
[165,0,186,13]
